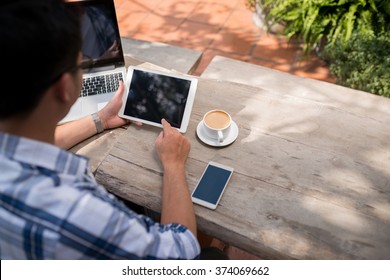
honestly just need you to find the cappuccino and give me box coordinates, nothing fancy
[204,110,231,129]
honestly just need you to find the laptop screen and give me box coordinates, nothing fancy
[66,0,125,70]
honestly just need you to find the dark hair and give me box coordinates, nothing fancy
[0,0,82,118]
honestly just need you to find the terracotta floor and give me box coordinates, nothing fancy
[114,0,335,82]
[113,0,334,259]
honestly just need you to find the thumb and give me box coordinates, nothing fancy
[155,131,164,145]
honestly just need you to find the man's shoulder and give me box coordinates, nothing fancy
[0,132,90,176]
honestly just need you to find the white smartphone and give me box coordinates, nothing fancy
[191,161,234,210]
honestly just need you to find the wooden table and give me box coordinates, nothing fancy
[93,73,390,259]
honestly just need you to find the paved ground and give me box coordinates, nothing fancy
[114,0,335,82]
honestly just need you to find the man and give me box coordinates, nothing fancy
[0,0,199,259]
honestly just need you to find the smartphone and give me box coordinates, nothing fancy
[191,161,234,210]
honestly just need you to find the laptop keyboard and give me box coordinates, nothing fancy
[80,72,123,97]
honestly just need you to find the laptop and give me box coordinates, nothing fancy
[60,0,126,123]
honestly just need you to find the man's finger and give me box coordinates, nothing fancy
[132,121,142,126]
[156,131,164,143]
[161,119,172,135]
[114,81,124,98]
[118,80,124,92]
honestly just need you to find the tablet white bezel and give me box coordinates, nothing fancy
[118,66,198,133]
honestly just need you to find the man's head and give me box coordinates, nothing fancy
[0,0,82,119]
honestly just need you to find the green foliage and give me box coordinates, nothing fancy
[322,31,390,97]
[246,0,390,96]
[251,0,390,54]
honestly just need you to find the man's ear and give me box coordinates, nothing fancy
[51,73,73,103]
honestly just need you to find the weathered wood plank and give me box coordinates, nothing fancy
[202,56,390,121]
[70,127,127,174]
[121,37,202,74]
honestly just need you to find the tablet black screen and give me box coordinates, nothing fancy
[123,69,192,128]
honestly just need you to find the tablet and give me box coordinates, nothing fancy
[119,66,198,133]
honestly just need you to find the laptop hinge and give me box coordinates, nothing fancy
[84,65,116,74]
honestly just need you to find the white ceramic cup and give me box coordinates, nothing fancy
[202,109,232,143]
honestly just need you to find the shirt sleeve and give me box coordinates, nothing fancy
[55,183,201,260]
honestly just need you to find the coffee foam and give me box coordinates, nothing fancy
[204,110,230,129]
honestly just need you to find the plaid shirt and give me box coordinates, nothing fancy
[0,132,200,259]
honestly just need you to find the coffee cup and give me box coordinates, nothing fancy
[202,109,232,143]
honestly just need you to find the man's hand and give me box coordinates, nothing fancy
[98,81,142,129]
[155,119,190,170]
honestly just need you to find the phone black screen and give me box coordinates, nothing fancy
[192,165,232,204]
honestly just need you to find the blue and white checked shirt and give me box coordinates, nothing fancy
[0,132,200,259]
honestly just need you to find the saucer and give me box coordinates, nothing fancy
[196,120,239,147]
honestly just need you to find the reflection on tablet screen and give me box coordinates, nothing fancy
[123,69,191,128]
